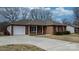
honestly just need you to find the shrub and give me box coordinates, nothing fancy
[54,31,70,35]
[63,31,70,34]
[54,32,64,35]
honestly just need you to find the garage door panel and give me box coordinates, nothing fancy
[13,26,25,35]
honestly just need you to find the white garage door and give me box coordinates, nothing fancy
[13,26,25,35]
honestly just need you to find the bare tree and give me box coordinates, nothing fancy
[0,7,20,22]
[20,7,30,19]
[62,19,68,24]
[28,8,52,20]
[73,7,79,26]
[62,18,72,25]
[62,19,70,25]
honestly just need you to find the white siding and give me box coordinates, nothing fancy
[7,26,11,34]
[66,26,75,33]
[13,26,25,35]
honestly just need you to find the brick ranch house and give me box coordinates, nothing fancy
[7,20,67,35]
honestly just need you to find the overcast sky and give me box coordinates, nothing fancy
[51,7,74,22]
[0,7,74,22]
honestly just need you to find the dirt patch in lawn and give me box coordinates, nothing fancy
[38,34,79,43]
[0,44,45,51]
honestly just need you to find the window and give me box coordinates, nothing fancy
[31,26,36,32]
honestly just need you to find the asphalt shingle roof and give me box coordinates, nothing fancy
[11,19,66,26]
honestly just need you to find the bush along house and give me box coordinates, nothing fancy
[7,20,67,35]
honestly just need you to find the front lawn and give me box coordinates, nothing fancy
[38,34,79,43]
[0,44,45,51]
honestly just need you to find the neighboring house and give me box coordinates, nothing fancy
[66,26,75,33]
[7,20,66,35]
[74,26,79,33]
[66,25,79,33]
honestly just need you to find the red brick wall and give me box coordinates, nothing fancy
[46,26,53,34]
[46,25,66,35]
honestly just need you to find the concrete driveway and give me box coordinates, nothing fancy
[0,35,79,51]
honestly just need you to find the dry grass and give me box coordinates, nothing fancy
[38,34,79,43]
[0,44,45,51]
